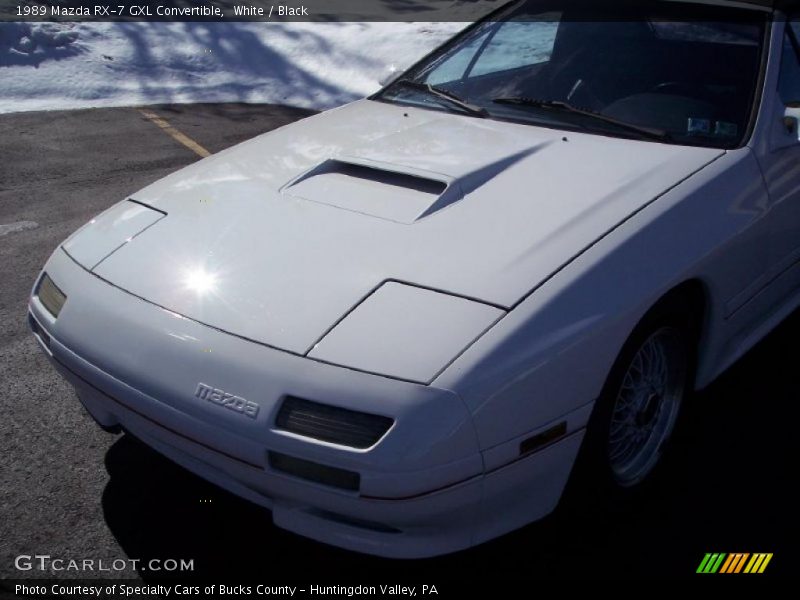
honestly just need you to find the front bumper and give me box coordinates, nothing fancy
[29,248,583,557]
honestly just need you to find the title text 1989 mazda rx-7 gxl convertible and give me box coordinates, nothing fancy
[28,0,800,556]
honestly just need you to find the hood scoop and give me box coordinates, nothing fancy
[281,157,462,224]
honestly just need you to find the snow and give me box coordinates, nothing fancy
[0,21,464,114]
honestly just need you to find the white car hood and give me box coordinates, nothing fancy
[88,100,722,355]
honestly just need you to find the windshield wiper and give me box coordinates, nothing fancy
[492,97,670,141]
[390,79,488,118]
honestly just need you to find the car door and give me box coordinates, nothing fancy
[755,18,800,305]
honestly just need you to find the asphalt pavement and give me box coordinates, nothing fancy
[0,103,797,582]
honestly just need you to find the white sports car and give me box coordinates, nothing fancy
[29,0,800,557]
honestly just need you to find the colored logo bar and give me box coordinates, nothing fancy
[697,553,773,574]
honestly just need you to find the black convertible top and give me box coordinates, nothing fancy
[648,0,796,10]
[538,0,799,14]
[703,0,797,9]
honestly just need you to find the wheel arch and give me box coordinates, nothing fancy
[569,278,708,495]
[620,278,709,394]
[649,278,708,344]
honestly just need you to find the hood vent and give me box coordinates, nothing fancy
[324,160,447,196]
[281,157,462,224]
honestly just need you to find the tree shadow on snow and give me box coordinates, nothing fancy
[0,22,83,68]
[113,22,380,108]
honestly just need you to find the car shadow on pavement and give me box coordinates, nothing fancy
[101,433,576,580]
[101,309,800,580]
[101,434,370,579]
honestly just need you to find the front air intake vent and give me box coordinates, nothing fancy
[268,451,360,491]
[276,397,393,449]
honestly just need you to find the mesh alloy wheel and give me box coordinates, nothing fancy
[606,327,687,488]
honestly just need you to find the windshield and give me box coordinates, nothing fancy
[374,0,767,148]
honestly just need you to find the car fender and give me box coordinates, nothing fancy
[435,148,770,452]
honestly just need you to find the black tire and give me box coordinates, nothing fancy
[565,299,696,511]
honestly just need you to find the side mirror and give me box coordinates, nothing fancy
[783,101,800,134]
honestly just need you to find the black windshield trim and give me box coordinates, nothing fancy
[388,79,489,117]
[372,1,771,150]
[371,97,735,148]
[492,97,671,141]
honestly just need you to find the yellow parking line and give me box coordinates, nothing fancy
[137,109,211,158]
